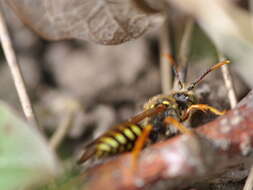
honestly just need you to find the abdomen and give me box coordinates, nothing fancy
[78,123,144,163]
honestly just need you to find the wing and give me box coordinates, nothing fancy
[77,141,97,164]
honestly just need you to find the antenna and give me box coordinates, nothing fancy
[163,53,184,89]
[187,60,230,91]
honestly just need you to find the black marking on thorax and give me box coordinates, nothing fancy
[149,108,179,142]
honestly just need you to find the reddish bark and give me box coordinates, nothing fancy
[82,90,253,190]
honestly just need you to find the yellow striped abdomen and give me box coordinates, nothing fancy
[95,124,143,158]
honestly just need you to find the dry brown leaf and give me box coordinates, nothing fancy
[6,0,152,44]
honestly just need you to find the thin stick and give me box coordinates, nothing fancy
[177,18,194,83]
[243,3,253,189]
[243,167,253,190]
[159,17,172,94]
[217,53,237,108]
[50,111,75,150]
[250,0,253,28]
[0,7,40,130]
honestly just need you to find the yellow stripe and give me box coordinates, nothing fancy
[115,133,127,144]
[162,100,170,105]
[123,128,135,140]
[131,125,142,136]
[101,137,119,148]
[97,143,111,152]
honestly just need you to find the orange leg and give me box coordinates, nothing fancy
[130,118,191,173]
[182,104,226,121]
[164,116,193,134]
[125,124,153,183]
[131,124,153,173]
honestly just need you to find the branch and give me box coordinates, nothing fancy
[49,111,75,150]
[177,17,193,83]
[217,52,237,108]
[82,90,253,190]
[0,6,40,130]
[243,166,253,190]
[159,17,173,93]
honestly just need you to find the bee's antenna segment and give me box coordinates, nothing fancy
[187,60,230,91]
[163,53,184,90]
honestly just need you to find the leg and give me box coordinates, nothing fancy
[182,104,226,121]
[126,119,190,180]
[164,116,192,134]
[131,117,192,169]
[132,116,193,165]
[131,124,153,172]
[125,124,153,182]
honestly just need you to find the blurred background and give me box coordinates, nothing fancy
[1,0,253,189]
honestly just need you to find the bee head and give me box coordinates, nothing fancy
[172,91,197,110]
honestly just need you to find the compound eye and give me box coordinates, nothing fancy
[174,93,181,99]
[175,93,188,102]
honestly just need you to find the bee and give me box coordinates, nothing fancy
[78,57,229,165]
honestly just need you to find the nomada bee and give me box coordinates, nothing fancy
[78,56,229,165]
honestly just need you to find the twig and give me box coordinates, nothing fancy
[243,2,253,189]
[82,90,253,190]
[250,0,253,28]
[0,6,40,130]
[159,17,172,93]
[217,52,237,108]
[49,98,81,150]
[177,18,194,83]
[49,111,75,150]
[243,1,253,188]
[243,167,253,190]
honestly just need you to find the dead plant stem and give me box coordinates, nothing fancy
[243,166,253,190]
[0,7,40,130]
[217,52,237,108]
[177,18,193,83]
[50,111,75,150]
[159,17,172,93]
